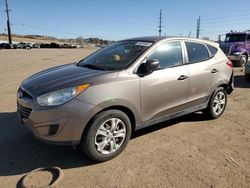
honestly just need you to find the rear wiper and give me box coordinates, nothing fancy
[81,64,106,71]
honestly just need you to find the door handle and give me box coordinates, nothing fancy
[178,75,188,80]
[211,69,219,73]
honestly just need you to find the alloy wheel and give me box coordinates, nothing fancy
[95,118,126,154]
[212,91,226,115]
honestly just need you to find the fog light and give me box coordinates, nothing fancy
[48,124,59,135]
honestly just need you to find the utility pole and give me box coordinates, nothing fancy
[196,16,201,39]
[218,35,221,42]
[158,9,162,36]
[5,0,12,45]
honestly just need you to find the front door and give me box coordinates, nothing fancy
[140,41,189,122]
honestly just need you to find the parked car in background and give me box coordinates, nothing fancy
[219,31,250,67]
[17,36,234,162]
[19,42,32,50]
[33,43,41,48]
[0,43,12,49]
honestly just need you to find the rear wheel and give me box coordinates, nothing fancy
[80,110,132,162]
[204,87,227,119]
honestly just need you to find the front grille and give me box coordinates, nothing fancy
[18,103,32,120]
[221,45,231,55]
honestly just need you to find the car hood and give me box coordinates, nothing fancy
[21,63,117,96]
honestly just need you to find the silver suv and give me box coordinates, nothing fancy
[17,37,234,162]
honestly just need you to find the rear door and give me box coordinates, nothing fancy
[184,41,216,107]
[140,41,189,122]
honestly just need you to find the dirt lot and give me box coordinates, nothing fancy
[0,49,250,188]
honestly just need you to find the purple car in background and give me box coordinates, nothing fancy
[219,31,250,67]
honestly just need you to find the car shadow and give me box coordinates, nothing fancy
[0,111,208,177]
[234,75,250,88]
[132,112,207,139]
[0,112,94,177]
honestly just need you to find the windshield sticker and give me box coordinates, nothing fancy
[135,42,153,47]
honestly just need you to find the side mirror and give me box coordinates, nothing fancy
[137,59,160,76]
[147,59,160,72]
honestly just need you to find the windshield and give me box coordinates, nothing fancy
[78,41,152,70]
[225,34,247,42]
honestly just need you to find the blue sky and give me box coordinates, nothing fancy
[0,0,250,40]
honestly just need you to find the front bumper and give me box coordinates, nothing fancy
[17,94,100,146]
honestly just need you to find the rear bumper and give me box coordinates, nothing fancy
[227,72,234,95]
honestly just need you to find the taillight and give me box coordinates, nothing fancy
[226,60,233,68]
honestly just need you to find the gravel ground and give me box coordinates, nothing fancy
[0,49,249,188]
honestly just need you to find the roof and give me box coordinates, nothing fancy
[119,36,219,47]
[227,30,250,34]
[120,36,168,43]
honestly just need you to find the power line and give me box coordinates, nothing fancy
[202,30,231,34]
[13,23,83,36]
[12,22,128,39]
[203,15,250,24]
[202,19,250,29]
[201,8,250,18]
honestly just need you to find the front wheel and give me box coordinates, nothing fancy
[204,87,227,119]
[80,110,132,162]
[237,55,247,67]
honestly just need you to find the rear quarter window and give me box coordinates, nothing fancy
[207,44,218,57]
[185,42,210,63]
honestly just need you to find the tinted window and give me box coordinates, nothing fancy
[148,41,183,69]
[207,45,218,56]
[247,35,250,41]
[185,42,209,63]
[225,34,247,42]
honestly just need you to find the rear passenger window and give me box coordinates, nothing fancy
[207,45,218,57]
[247,35,250,41]
[148,41,183,69]
[185,42,209,63]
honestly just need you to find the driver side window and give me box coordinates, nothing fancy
[148,41,183,69]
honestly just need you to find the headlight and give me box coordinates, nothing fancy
[37,84,90,106]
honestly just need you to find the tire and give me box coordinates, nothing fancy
[237,55,247,67]
[203,87,227,119]
[80,110,132,162]
[245,74,250,82]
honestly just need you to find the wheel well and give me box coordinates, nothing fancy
[243,52,248,60]
[218,84,228,92]
[81,105,136,140]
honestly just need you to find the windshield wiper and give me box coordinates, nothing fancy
[81,64,106,71]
